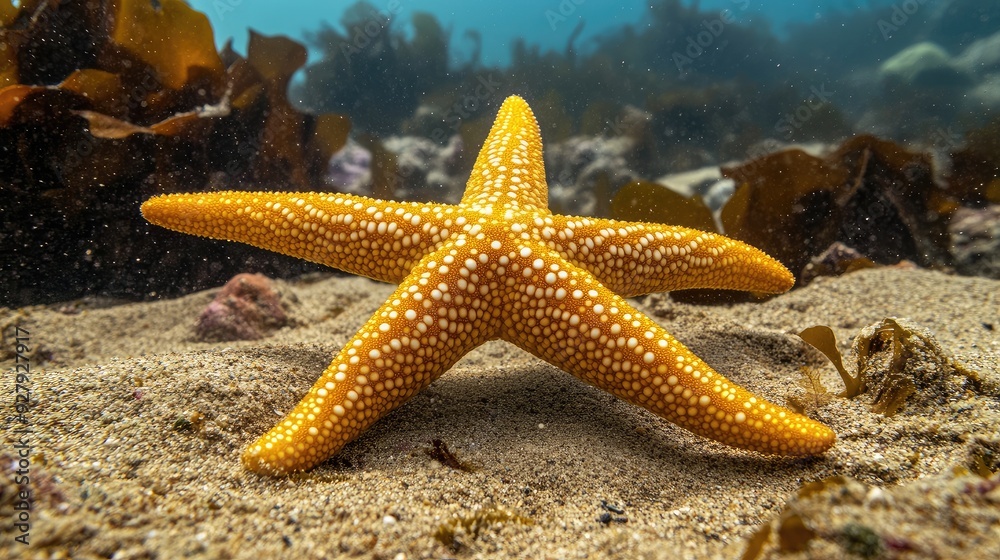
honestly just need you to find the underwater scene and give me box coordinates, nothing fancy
[1,0,998,557]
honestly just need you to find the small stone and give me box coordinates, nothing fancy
[195,273,289,341]
[950,205,1000,280]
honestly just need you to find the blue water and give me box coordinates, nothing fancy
[190,0,897,67]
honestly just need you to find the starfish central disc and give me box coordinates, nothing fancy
[141,95,836,476]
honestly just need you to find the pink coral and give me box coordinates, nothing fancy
[195,273,288,341]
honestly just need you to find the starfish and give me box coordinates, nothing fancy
[142,95,836,476]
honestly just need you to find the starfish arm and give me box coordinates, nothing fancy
[242,238,502,475]
[462,96,549,213]
[141,191,462,284]
[499,244,835,456]
[541,215,795,298]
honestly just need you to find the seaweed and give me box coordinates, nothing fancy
[295,1,451,135]
[424,439,475,473]
[5,0,998,310]
[799,318,984,416]
[744,472,1000,559]
[869,373,917,417]
[948,115,1000,205]
[644,85,762,172]
[608,133,967,300]
[457,111,497,167]
[432,507,533,551]
[786,366,834,414]
[776,511,815,552]
[111,0,224,90]
[0,0,350,307]
[609,180,716,232]
[590,171,613,219]
[856,318,982,414]
[797,325,865,398]
[838,523,884,559]
[722,135,955,283]
[740,524,771,560]
[172,417,193,432]
[759,477,855,555]
[531,89,575,143]
[969,447,999,479]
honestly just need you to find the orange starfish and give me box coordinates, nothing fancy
[142,96,835,476]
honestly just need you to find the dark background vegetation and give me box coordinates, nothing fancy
[1,0,998,308]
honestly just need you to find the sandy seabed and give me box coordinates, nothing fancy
[2,267,998,559]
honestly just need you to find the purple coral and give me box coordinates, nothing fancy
[195,273,288,341]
